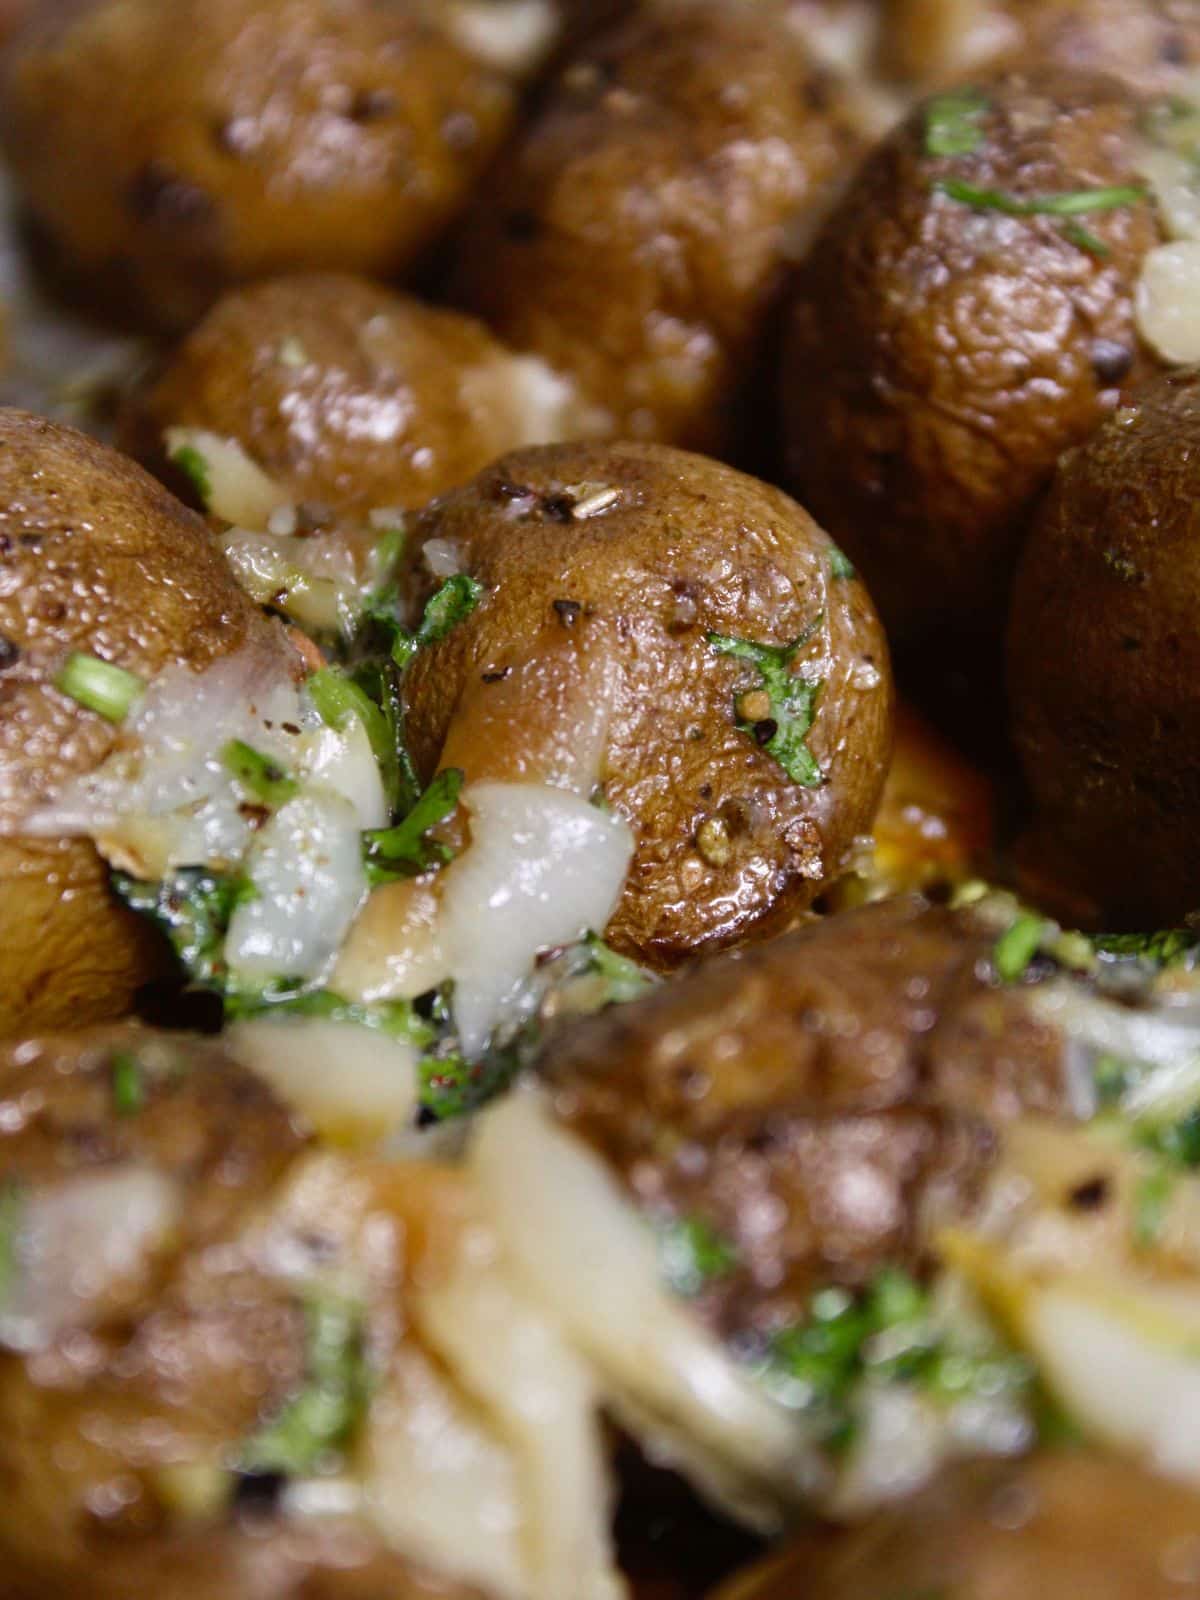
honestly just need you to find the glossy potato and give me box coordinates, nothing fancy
[119,274,587,519]
[536,894,1070,1340]
[0,0,515,329]
[402,441,893,968]
[717,1453,1200,1599]
[450,0,863,452]
[780,67,1165,643]
[1008,368,1200,926]
[0,408,295,1034]
[880,0,1200,97]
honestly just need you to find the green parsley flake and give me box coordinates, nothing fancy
[221,740,300,809]
[390,574,486,670]
[239,1293,369,1477]
[363,768,463,884]
[936,178,1145,257]
[112,867,258,989]
[660,1215,739,1298]
[828,543,857,580]
[924,88,989,157]
[111,1051,144,1117]
[708,622,824,787]
[0,1184,22,1308]
[993,913,1047,984]
[55,652,145,723]
[170,443,213,507]
[582,933,655,1005]
[1133,1163,1175,1250]
[1092,928,1200,969]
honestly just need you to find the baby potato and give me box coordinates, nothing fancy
[0,0,516,330]
[402,441,893,968]
[717,1453,1200,1600]
[880,0,1200,98]
[450,0,864,453]
[1008,368,1200,926]
[780,67,1165,643]
[119,273,590,520]
[0,408,295,1035]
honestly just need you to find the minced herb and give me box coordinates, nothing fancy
[239,1292,370,1477]
[992,913,1048,983]
[110,1051,145,1117]
[55,652,145,723]
[170,442,212,507]
[221,740,299,809]
[581,933,655,1006]
[924,88,989,157]
[708,621,824,787]
[363,768,463,884]
[936,177,1145,256]
[828,544,856,580]
[0,1184,22,1307]
[660,1215,739,1298]
[113,867,258,989]
[1133,1163,1175,1250]
[1092,928,1200,970]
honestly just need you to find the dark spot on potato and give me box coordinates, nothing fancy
[482,667,511,683]
[752,718,778,746]
[503,208,542,243]
[1162,31,1189,65]
[1090,339,1133,383]
[0,635,19,670]
[541,493,576,522]
[553,598,582,627]
[127,161,215,228]
[1068,1174,1111,1210]
[349,86,397,123]
[442,111,480,151]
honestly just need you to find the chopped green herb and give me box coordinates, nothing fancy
[363,768,463,883]
[1092,928,1200,969]
[708,621,824,787]
[936,177,1144,255]
[1059,220,1111,258]
[582,933,655,1006]
[828,544,856,580]
[112,867,257,989]
[170,443,212,507]
[660,1215,739,1298]
[1138,1108,1200,1170]
[239,1293,369,1477]
[0,1183,22,1308]
[110,1051,144,1117]
[1093,1053,1145,1107]
[418,1046,516,1123]
[391,574,486,670]
[55,652,145,722]
[924,87,989,157]
[221,740,299,808]
[307,664,416,818]
[993,913,1047,983]
[1133,1163,1175,1250]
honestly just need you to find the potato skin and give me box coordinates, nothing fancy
[780,68,1165,643]
[1008,368,1200,926]
[119,274,568,519]
[537,895,1070,1340]
[450,0,863,453]
[718,1453,1200,1599]
[402,441,893,968]
[0,0,514,330]
[0,408,290,1034]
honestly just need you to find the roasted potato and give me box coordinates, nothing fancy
[1008,367,1200,926]
[880,0,1200,98]
[533,893,1072,1341]
[450,0,864,453]
[401,440,894,968]
[717,1452,1200,1599]
[0,407,296,1034]
[0,0,517,330]
[119,274,590,520]
[780,67,1165,642]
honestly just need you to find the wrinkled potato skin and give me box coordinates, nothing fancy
[451,1,863,452]
[0,409,289,1034]
[0,0,514,329]
[538,895,1069,1338]
[781,69,1164,642]
[0,1024,308,1570]
[719,1453,1200,1600]
[120,274,560,519]
[1008,369,1200,926]
[882,0,1200,98]
[403,442,893,968]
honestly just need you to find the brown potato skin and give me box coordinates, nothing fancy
[780,68,1165,644]
[0,408,292,1035]
[538,895,1070,1340]
[0,1024,308,1571]
[450,1,863,453]
[0,0,514,330]
[402,441,893,969]
[882,0,1200,98]
[718,1453,1200,1599]
[1008,368,1200,926]
[119,274,563,519]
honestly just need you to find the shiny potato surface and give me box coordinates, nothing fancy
[450,0,862,452]
[536,894,1070,1340]
[717,1452,1200,1599]
[881,0,1200,97]
[119,274,576,519]
[0,0,515,330]
[1008,368,1200,926]
[402,441,893,968]
[780,67,1164,643]
[0,1024,308,1570]
[0,408,291,1034]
